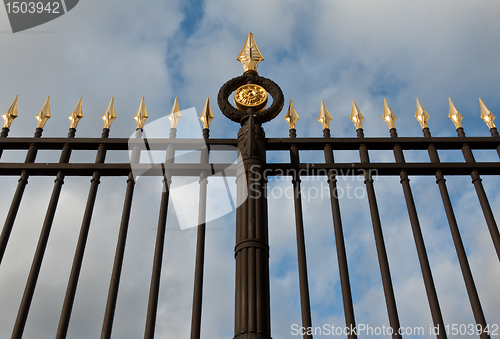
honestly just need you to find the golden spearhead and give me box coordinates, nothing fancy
[382,98,397,129]
[318,100,333,130]
[102,97,116,129]
[68,97,83,129]
[448,97,463,129]
[3,95,18,128]
[479,98,495,129]
[134,97,149,129]
[350,99,364,129]
[36,96,51,128]
[168,97,182,129]
[237,32,264,75]
[415,98,430,129]
[199,97,214,129]
[285,99,299,129]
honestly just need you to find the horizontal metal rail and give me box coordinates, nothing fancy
[0,162,499,177]
[1,136,499,151]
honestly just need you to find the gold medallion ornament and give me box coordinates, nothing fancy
[234,84,268,111]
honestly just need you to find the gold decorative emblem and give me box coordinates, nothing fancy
[234,84,268,111]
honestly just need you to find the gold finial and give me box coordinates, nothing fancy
[199,97,214,129]
[479,98,495,129]
[102,97,116,129]
[168,97,182,129]
[448,97,463,129]
[237,32,264,75]
[68,97,83,129]
[36,96,51,128]
[350,99,364,129]
[284,99,299,129]
[415,98,430,129]
[134,97,149,129]
[382,98,397,129]
[318,100,333,130]
[3,95,18,128]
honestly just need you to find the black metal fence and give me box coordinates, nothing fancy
[1,71,500,339]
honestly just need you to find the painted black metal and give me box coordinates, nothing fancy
[490,127,500,158]
[0,128,42,265]
[56,128,109,339]
[0,127,9,159]
[1,96,499,339]
[323,128,357,339]
[101,128,141,339]
[390,128,447,339]
[289,128,313,339]
[144,127,177,339]
[217,73,284,124]
[11,128,75,339]
[423,127,491,339]
[2,161,500,178]
[457,127,500,262]
[190,128,210,339]
[3,136,500,151]
[356,128,402,339]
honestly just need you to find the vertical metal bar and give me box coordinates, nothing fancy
[143,127,176,339]
[424,128,491,339]
[235,154,248,337]
[100,129,142,339]
[390,128,446,339]
[0,127,42,265]
[457,127,500,262]
[356,128,402,339]
[323,128,357,339]
[247,175,256,334]
[233,112,271,339]
[190,128,210,339]
[489,127,500,158]
[11,128,75,339]
[289,128,313,339]
[56,128,109,339]
[0,127,10,159]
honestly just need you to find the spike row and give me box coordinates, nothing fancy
[284,98,497,132]
[1,96,191,131]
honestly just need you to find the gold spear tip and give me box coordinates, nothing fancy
[199,97,214,129]
[3,95,18,128]
[134,97,149,129]
[237,32,264,75]
[36,96,51,128]
[479,98,496,129]
[68,97,83,129]
[415,98,430,129]
[285,99,300,129]
[448,97,463,129]
[168,97,182,129]
[350,99,364,130]
[102,97,116,129]
[382,98,397,129]
[318,100,333,130]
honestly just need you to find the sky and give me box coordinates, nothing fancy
[1,1,500,338]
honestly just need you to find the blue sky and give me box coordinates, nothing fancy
[0,1,499,338]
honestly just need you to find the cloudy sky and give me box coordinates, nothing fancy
[1,1,500,338]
